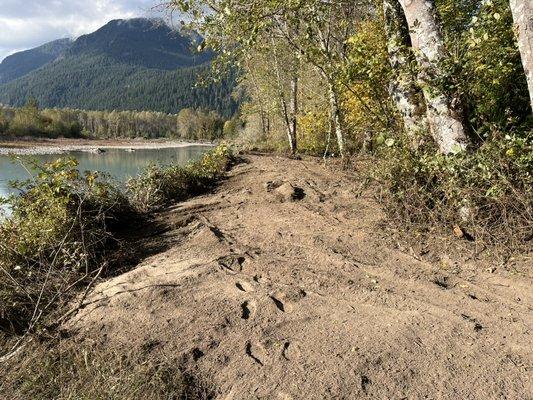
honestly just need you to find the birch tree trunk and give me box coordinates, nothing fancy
[271,38,298,154]
[398,0,470,154]
[328,81,346,158]
[278,93,297,154]
[383,0,428,149]
[288,75,298,154]
[260,109,268,137]
[315,23,346,159]
[510,0,533,110]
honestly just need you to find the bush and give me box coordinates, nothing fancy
[0,146,234,338]
[0,158,132,334]
[342,19,397,152]
[127,144,235,212]
[297,111,332,156]
[375,133,533,252]
[437,0,530,133]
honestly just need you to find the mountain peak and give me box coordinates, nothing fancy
[69,17,209,70]
[0,17,235,117]
[108,17,167,28]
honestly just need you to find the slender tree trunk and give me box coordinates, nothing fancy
[328,81,346,158]
[398,0,469,154]
[383,0,428,148]
[259,110,267,137]
[245,61,269,137]
[287,25,300,155]
[510,0,533,110]
[315,24,346,158]
[279,93,297,154]
[271,38,298,154]
[288,75,298,154]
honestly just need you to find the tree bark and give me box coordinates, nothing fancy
[383,0,428,149]
[314,23,346,159]
[397,0,470,154]
[510,0,533,111]
[328,81,346,158]
[271,38,298,154]
[288,75,298,154]
[278,93,296,153]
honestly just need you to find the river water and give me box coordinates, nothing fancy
[0,145,212,217]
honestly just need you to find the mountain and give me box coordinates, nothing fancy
[0,18,237,117]
[68,18,212,69]
[0,38,72,84]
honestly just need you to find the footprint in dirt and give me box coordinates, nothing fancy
[246,341,267,366]
[241,300,257,320]
[282,341,301,361]
[236,281,255,292]
[270,295,292,313]
[270,288,307,313]
[218,255,246,274]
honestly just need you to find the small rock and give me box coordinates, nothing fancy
[264,180,283,192]
[453,225,465,238]
[274,183,306,202]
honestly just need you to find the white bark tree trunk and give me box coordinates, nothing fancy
[383,0,428,148]
[398,0,470,154]
[510,0,533,111]
[271,37,298,154]
[328,81,346,158]
[279,93,297,154]
[288,75,298,154]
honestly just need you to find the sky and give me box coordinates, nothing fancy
[0,0,164,61]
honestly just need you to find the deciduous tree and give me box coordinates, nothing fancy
[383,0,428,148]
[510,0,533,110]
[397,0,470,153]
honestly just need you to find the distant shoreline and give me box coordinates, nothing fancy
[0,138,215,156]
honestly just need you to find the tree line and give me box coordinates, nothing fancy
[0,54,240,119]
[164,0,532,250]
[165,0,531,157]
[0,100,229,141]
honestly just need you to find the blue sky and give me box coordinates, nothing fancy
[0,0,164,61]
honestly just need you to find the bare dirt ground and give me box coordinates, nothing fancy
[68,154,532,399]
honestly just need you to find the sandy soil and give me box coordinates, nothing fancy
[68,155,532,399]
[0,137,213,155]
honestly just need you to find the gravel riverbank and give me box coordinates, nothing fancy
[0,138,214,155]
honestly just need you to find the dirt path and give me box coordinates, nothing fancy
[69,155,532,399]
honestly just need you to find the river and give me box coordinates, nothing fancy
[0,145,212,217]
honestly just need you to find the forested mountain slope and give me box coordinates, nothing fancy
[0,18,237,117]
[68,18,212,69]
[0,39,72,84]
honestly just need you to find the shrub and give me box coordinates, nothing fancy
[0,158,132,334]
[375,133,533,252]
[342,19,398,152]
[297,111,332,156]
[0,146,234,338]
[437,0,530,133]
[127,144,234,212]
